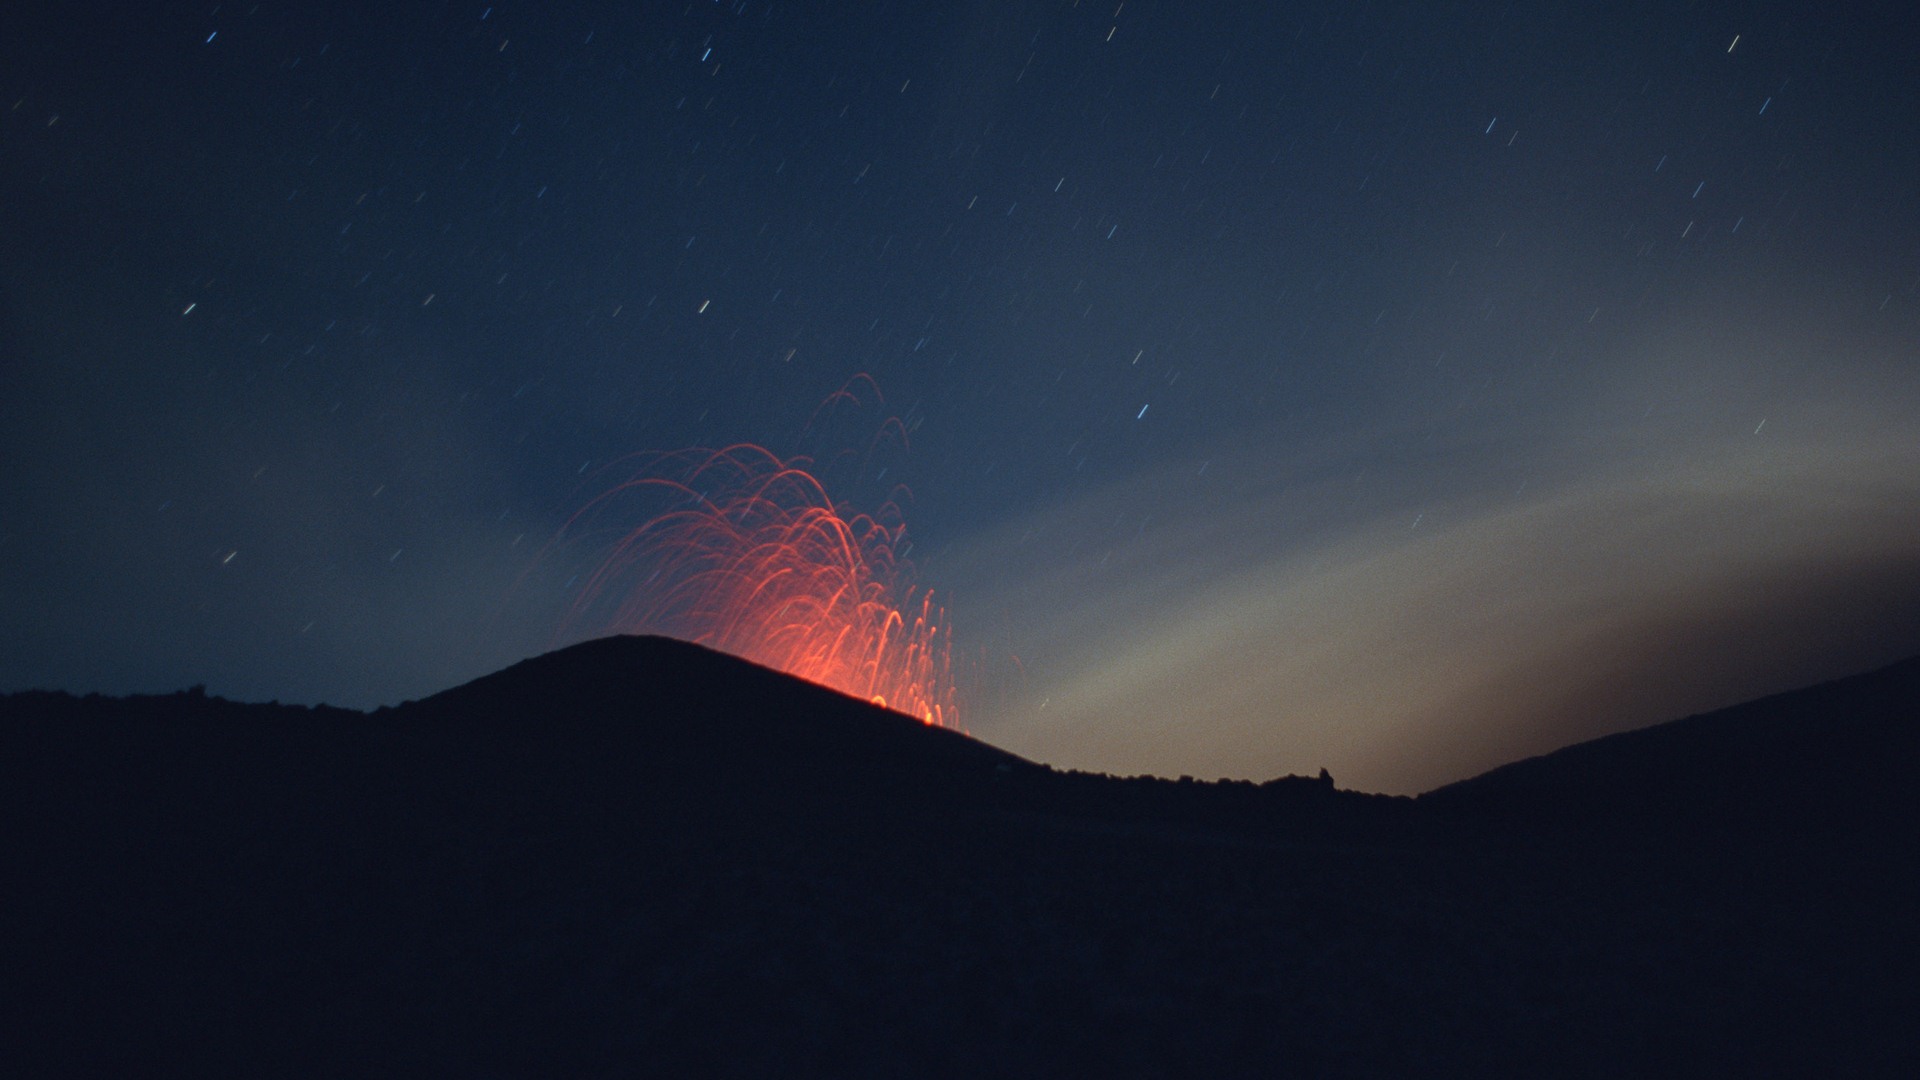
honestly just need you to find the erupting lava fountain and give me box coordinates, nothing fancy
[554,390,958,727]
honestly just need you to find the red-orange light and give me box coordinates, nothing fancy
[557,442,959,728]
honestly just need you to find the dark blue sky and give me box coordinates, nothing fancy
[5,1,1917,790]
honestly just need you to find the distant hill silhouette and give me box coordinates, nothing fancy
[393,635,1036,838]
[5,636,1915,1077]
[1422,655,1920,833]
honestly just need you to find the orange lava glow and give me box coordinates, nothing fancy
[559,442,958,727]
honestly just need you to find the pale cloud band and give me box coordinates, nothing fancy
[942,359,1920,795]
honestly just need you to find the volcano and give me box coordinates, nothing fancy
[5,637,1915,1076]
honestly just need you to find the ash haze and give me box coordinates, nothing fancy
[944,304,1920,793]
[3,2,1917,792]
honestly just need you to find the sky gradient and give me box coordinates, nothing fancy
[4,1,1916,792]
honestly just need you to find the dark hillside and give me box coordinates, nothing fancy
[1421,655,1920,834]
[5,638,1915,1077]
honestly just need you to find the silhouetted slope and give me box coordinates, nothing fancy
[393,635,1396,842]
[5,639,1916,1077]
[388,635,1036,838]
[408,634,1022,775]
[1421,655,1920,832]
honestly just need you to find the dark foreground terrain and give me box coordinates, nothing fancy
[5,637,1916,1076]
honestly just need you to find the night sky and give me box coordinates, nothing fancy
[5,1,1917,793]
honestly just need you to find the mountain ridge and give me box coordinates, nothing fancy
[1421,653,1920,831]
[5,637,1915,1075]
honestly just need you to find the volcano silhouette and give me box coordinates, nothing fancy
[5,636,1915,1076]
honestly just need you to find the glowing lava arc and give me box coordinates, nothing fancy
[559,444,958,728]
